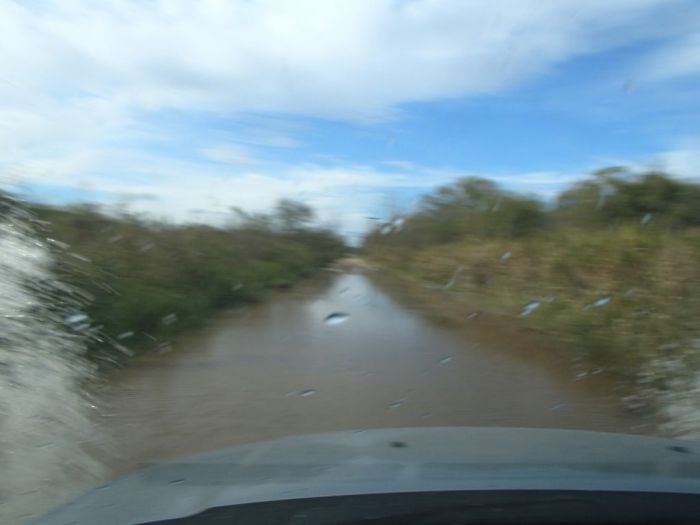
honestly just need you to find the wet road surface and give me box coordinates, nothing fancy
[96,268,653,476]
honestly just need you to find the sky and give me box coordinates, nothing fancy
[2,0,700,242]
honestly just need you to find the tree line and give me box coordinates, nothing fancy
[364,167,700,249]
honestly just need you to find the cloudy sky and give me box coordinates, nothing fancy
[2,0,700,241]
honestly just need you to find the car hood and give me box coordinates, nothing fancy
[33,427,700,525]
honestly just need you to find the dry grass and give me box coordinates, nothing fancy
[370,226,700,382]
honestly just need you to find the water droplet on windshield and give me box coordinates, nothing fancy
[112,342,134,357]
[46,238,70,250]
[156,341,172,354]
[519,301,540,317]
[667,445,691,454]
[657,342,680,352]
[323,312,349,325]
[64,313,88,325]
[584,296,610,309]
[299,389,316,397]
[64,313,90,331]
[69,252,91,263]
[622,394,650,413]
[439,356,453,364]
[443,266,463,289]
[138,241,154,253]
[388,398,405,409]
[161,313,178,325]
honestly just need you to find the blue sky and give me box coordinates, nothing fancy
[2,0,700,241]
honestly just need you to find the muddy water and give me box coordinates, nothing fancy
[95,269,655,476]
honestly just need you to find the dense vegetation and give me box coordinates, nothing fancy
[364,168,700,387]
[21,198,345,365]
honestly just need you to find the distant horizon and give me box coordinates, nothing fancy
[13,165,685,241]
[3,1,700,244]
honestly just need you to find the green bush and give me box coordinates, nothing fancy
[29,201,345,365]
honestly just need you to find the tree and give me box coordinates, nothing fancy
[274,199,314,232]
[416,177,546,240]
[555,168,700,229]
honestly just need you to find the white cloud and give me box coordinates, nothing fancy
[383,160,417,170]
[0,0,686,158]
[639,32,700,82]
[233,121,302,148]
[579,139,700,184]
[199,144,259,165]
[654,144,700,179]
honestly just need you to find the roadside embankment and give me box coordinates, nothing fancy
[366,227,700,405]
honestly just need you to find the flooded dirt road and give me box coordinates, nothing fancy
[96,267,654,476]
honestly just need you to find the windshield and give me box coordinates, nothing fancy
[2,1,700,523]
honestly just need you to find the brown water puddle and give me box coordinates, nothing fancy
[94,267,657,476]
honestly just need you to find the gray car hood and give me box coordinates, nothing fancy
[34,427,700,525]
